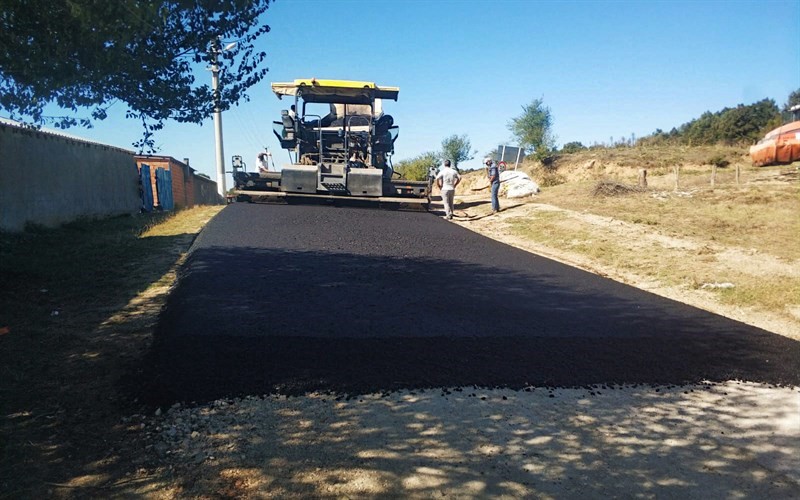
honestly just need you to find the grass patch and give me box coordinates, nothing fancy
[0,205,223,497]
[536,181,799,261]
[716,278,800,312]
[0,206,222,334]
[504,203,798,315]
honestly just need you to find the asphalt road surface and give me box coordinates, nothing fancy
[140,202,800,405]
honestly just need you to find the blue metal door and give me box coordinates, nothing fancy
[140,164,154,212]
[155,167,174,211]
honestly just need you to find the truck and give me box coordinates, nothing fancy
[232,79,431,205]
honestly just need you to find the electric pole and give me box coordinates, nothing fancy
[210,38,226,198]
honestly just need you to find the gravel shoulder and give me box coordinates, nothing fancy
[139,382,799,498]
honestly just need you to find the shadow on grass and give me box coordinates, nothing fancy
[0,213,201,498]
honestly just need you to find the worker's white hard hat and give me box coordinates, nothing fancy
[484,157,493,164]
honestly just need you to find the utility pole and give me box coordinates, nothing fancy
[210,37,237,198]
[210,38,226,198]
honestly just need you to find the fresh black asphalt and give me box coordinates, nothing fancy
[140,202,800,404]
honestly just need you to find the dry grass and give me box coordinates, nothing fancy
[505,208,800,315]
[591,181,645,197]
[141,205,222,238]
[536,175,799,261]
[456,146,800,321]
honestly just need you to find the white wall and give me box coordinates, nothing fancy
[0,123,141,231]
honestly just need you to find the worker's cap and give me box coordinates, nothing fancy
[484,157,493,164]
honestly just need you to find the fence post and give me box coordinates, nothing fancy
[711,164,716,189]
[638,169,648,188]
[674,165,680,191]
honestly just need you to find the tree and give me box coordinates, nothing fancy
[508,98,556,161]
[440,134,476,170]
[560,141,586,154]
[784,88,800,112]
[716,99,779,144]
[394,152,438,181]
[685,111,716,145]
[0,0,272,151]
[640,98,780,146]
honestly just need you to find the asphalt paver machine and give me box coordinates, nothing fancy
[233,78,431,205]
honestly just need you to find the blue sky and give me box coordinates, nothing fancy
[26,0,800,182]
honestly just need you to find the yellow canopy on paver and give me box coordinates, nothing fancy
[271,78,399,103]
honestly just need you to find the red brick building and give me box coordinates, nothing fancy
[134,155,221,209]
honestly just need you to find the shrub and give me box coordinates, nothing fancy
[533,169,566,187]
[561,141,587,154]
[707,155,730,168]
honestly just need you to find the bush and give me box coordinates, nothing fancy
[707,155,730,168]
[531,166,566,187]
[394,152,438,181]
[561,141,587,154]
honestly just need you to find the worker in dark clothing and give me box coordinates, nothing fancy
[485,157,500,213]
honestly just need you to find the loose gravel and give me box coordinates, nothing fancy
[136,381,799,498]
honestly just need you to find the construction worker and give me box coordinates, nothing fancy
[257,152,270,175]
[436,159,461,220]
[485,157,500,213]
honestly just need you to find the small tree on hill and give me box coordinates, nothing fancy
[394,152,439,181]
[561,141,586,154]
[508,98,557,162]
[440,134,476,170]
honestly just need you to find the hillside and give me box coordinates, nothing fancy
[451,145,800,338]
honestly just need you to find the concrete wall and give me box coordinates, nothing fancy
[193,174,221,205]
[0,122,141,232]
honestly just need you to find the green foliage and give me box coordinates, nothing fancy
[508,98,557,162]
[561,141,586,154]
[640,98,780,146]
[440,134,476,169]
[394,152,438,181]
[0,0,272,152]
[784,88,800,112]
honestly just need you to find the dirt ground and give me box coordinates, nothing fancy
[448,193,799,341]
[449,153,799,341]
